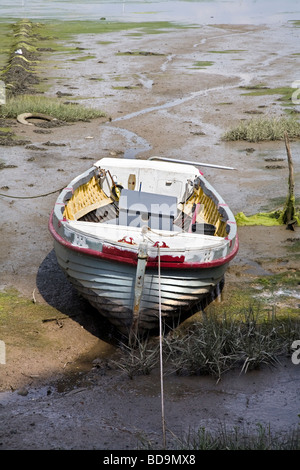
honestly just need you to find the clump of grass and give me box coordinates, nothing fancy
[113,338,159,379]
[164,312,238,379]
[222,116,300,142]
[113,303,300,381]
[0,94,105,122]
[164,305,297,380]
[171,423,300,450]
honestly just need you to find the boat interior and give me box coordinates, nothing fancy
[62,159,229,238]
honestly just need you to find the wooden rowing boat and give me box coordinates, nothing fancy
[49,157,238,338]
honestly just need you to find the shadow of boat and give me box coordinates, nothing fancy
[36,250,225,344]
[36,249,123,345]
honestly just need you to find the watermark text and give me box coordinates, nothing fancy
[0,80,5,105]
[291,340,300,365]
[291,80,300,105]
[0,340,6,365]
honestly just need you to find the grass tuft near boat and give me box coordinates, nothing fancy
[49,157,238,338]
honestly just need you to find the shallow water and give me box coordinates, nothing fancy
[0,0,299,24]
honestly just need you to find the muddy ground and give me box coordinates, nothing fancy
[0,22,299,450]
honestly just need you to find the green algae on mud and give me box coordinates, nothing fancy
[69,54,97,62]
[21,19,192,61]
[0,18,186,61]
[235,210,287,226]
[35,18,189,57]
[235,206,300,228]
[240,85,298,114]
[199,276,300,341]
[42,19,189,39]
[0,288,68,351]
[192,60,214,68]
[255,270,300,290]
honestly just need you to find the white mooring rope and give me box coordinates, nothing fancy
[158,245,166,449]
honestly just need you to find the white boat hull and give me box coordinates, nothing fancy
[54,240,226,334]
[49,157,238,337]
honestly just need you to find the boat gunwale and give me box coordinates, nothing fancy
[49,158,238,269]
[49,209,239,269]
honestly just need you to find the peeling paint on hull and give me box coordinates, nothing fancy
[49,158,238,336]
[54,239,227,335]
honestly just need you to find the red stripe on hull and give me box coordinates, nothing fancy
[49,211,239,270]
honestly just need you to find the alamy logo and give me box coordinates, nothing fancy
[0,340,6,365]
[291,340,300,365]
[291,80,300,105]
[0,80,5,105]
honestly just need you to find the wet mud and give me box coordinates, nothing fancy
[0,22,299,450]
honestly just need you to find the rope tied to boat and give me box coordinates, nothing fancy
[140,225,182,250]
[144,225,182,238]
[0,186,64,200]
[158,244,166,449]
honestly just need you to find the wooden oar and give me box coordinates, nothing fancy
[148,156,237,171]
